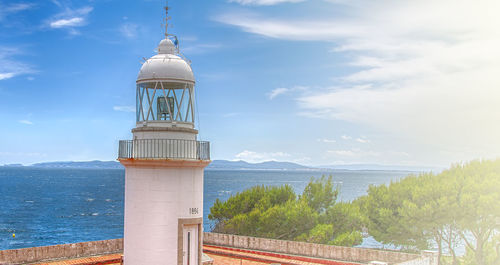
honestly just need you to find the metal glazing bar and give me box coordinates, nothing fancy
[175,85,186,121]
[160,82,174,121]
[139,87,146,121]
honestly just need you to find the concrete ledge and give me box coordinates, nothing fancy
[203,233,431,265]
[0,239,123,265]
[132,126,198,134]
[0,234,437,265]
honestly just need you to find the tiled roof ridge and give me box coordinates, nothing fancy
[203,245,363,265]
[31,254,122,265]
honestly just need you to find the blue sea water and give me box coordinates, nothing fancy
[0,167,411,250]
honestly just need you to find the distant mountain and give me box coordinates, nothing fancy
[2,163,24,167]
[318,163,442,172]
[206,160,312,170]
[2,160,310,170]
[1,159,439,172]
[30,160,123,169]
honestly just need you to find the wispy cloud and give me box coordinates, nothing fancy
[268,88,288,99]
[0,2,35,21]
[234,150,291,163]
[228,0,305,5]
[356,137,370,144]
[214,12,363,41]
[338,135,370,143]
[18,120,33,125]
[50,17,84,28]
[119,23,139,39]
[341,135,351,140]
[317,138,336,143]
[327,148,379,158]
[267,86,307,99]
[48,6,93,34]
[0,2,36,80]
[0,73,15,80]
[113,106,135,112]
[0,46,36,81]
[218,0,500,164]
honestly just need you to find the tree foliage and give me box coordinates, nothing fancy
[208,184,296,225]
[209,176,364,246]
[208,159,500,263]
[301,175,338,213]
[359,159,500,265]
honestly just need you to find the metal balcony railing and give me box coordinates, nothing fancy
[118,139,210,160]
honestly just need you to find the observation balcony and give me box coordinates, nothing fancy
[118,139,210,161]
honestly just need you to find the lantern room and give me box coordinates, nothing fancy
[136,37,195,129]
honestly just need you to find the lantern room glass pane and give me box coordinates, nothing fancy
[136,82,194,123]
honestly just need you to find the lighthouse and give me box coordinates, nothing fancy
[118,7,210,265]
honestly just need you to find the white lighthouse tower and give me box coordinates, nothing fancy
[118,7,210,265]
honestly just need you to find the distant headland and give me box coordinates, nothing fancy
[0,160,440,172]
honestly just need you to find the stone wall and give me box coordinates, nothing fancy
[0,239,123,265]
[203,232,431,265]
[0,234,438,265]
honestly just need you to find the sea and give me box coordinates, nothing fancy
[0,167,411,251]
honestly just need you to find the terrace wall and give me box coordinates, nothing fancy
[0,239,123,265]
[203,232,437,265]
[0,233,438,265]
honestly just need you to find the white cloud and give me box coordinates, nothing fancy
[228,0,305,6]
[0,2,35,21]
[120,23,139,39]
[5,3,34,12]
[75,6,93,15]
[268,88,288,99]
[113,106,135,112]
[234,150,291,163]
[327,148,379,157]
[317,138,336,143]
[341,135,351,140]
[48,6,93,31]
[18,120,33,125]
[267,86,307,99]
[218,0,500,165]
[50,0,63,7]
[0,47,35,80]
[356,138,369,144]
[327,150,355,156]
[0,73,15,80]
[50,17,84,28]
[214,13,364,41]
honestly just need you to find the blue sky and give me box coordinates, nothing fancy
[1,0,499,167]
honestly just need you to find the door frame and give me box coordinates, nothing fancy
[178,218,203,265]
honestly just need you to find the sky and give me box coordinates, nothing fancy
[0,0,499,168]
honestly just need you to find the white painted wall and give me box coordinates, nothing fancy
[123,165,204,265]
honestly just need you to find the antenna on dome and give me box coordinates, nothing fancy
[164,3,171,38]
[163,3,180,52]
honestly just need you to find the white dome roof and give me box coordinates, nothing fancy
[137,38,194,84]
